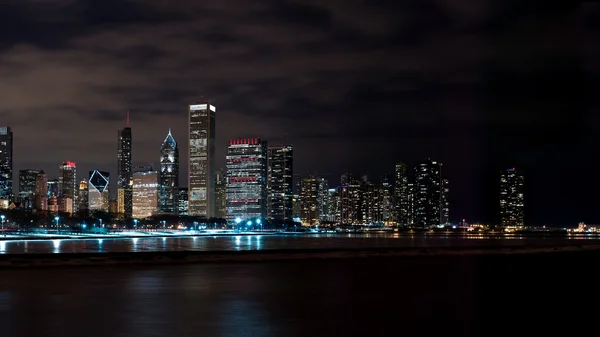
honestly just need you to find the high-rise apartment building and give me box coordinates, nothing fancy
[214,170,227,219]
[117,113,133,217]
[159,129,179,214]
[188,102,216,217]
[394,163,409,225]
[338,173,361,224]
[225,138,268,222]
[407,183,414,226]
[358,182,385,224]
[267,145,294,221]
[19,169,40,208]
[59,162,77,214]
[88,170,109,212]
[500,168,524,228]
[292,174,302,220]
[441,178,450,225]
[0,127,13,201]
[34,171,48,211]
[178,188,188,216]
[133,169,159,219]
[317,178,329,222]
[300,176,319,226]
[327,188,339,222]
[381,174,394,224]
[413,159,448,228]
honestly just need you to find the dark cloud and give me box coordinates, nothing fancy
[0,0,597,225]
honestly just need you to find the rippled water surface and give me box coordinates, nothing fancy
[0,233,598,254]
[0,250,598,337]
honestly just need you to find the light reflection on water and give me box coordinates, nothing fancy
[0,233,596,254]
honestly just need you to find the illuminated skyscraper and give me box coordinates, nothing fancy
[178,187,188,216]
[267,145,294,221]
[214,170,227,219]
[88,170,109,212]
[413,159,447,228]
[338,173,361,224]
[0,127,13,201]
[441,178,450,225]
[328,188,339,222]
[178,188,188,216]
[34,171,48,211]
[500,168,524,228]
[19,169,40,208]
[317,178,329,222]
[59,162,77,214]
[188,102,216,217]
[225,138,268,222]
[394,163,409,225]
[77,179,89,217]
[117,112,133,217]
[300,176,319,226]
[159,129,179,214]
[133,169,159,219]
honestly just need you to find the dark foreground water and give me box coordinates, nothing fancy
[0,250,598,337]
[1,233,598,254]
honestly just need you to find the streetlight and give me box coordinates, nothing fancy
[55,216,60,233]
[1,214,5,235]
[256,218,262,231]
[134,219,138,231]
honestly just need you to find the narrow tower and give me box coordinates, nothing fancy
[159,129,179,214]
[117,111,133,218]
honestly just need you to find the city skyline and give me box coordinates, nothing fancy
[1,2,599,226]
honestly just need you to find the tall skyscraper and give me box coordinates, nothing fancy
[267,145,294,221]
[59,162,77,214]
[500,168,524,228]
[77,179,89,218]
[292,174,302,220]
[394,163,409,225]
[441,178,450,225]
[188,102,216,217]
[338,173,361,224]
[328,188,339,222]
[381,174,394,224]
[133,168,159,219]
[317,178,329,222]
[0,127,13,201]
[159,129,179,214]
[407,183,414,226]
[34,171,48,211]
[225,138,268,222]
[117,112,133,218]
[300,176,319,226]
[47,179,59,197]
[214,170,227,219]
[88,170,109,212]
[19,169,40,208]
[413,159,446,228]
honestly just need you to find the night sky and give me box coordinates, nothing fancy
[1,1,598,226]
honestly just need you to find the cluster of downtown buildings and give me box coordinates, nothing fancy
[0,111,525,228]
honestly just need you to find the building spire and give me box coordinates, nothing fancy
[126,110,130,127]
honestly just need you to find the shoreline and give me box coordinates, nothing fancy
[0,231,597,242]
[1,244,599,269]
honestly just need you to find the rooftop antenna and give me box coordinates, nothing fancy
[126,110,130,127]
